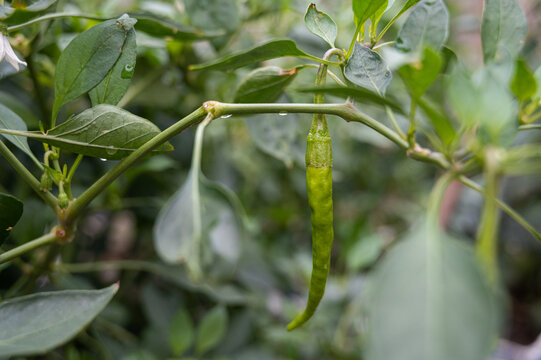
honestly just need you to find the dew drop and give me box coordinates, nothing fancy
[121,64,135,79]
[278,111,288,116]
[106,146,117,156]
[220,114,232,119]
[99,158,107,162]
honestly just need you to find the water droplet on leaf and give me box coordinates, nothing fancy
[220,114,232,119]
[106,146,117,156]
[278,111,288,116]
[121,64,135,79]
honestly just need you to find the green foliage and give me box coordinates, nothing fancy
[0,103,38,164]
[364,228,499,360]
[234,66,299,103]
[0,285,118,357]
[345,43,392,94]
[304,3,337,48]
[481,0,527,62]
[195,306,228,355]
[53,15,136,121]
[352,0,387,27]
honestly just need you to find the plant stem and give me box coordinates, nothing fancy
[64,106,207,225]
[475,148,501,285]
[0,140,57,210]
[518,124,541,131]
[0,232,58,265]
[7,12,108,32]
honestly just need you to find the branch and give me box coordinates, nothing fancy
[0,140,58,210]
[0,232,58,265]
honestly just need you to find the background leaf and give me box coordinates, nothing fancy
[364,229,499,360]
[184,0,240,33]
[352,0,387,27]
[195,306,228,355]
[0,192,23,245]
[481,0,527,62]
[0,284,118,357]
[234,66,299,103]
[89,28,137,106]
[398,47,442,99]
[169,309,194,356]
[344,43,392,94]
[132,12,223,40]
[510,59,537,102]
[2,105,173,160]
[0,103,39,164]
[189,39,333,71]
[53,16,134,119]
[304,3,337,47]
[395,0,449,53]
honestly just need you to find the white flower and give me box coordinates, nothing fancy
[0,34,26,71]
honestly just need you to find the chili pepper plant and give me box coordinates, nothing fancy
[0,0,540,359]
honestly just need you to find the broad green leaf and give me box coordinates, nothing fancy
[184,0,240,33]
[296,85,402,111]
[153,171,243,272]
[398,47,442,99]
[189,39,336,71]
[245,112,299,168]
[89,28,137,106]
[304,3,337,47]
[0,284,118,357]
[0,192,23,244]
[370,1,392,30]
[195,306,228,355]
[447,64,516,145]
[169,309,194,356]
[417,97,456,146]
[53,15,136,119]
[395,0,449,53]
[364,229,499,360]
[352,0,387,27]
[0,103,39,164]
[510,59,537,102]
[234,66,299,103]
[535,65,541,99]
[380,0,422,38]
[346,233,383,271]
[481,0,527,62]
[2,0,57,25]
[344,43,392,94]
[131,12,224,40]
[0,105,173,160]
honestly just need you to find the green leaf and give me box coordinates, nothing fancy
[535,65,541,99]
[398,47,442,99]
[481,0,527,62]
[296,85,402,111]
[153,171,243,270]
[1,0,57,25]
[364,229,499,360]
[370,1,392,30]
[0,103,39,164]
[352,0,387,27]
[346,233,383,271]
[89,27,137,106]
[0,284,118,357]
[0,193,23,244]
[131,12,223,41]
[53,15,136,120]
[169,309,194,356]
[395,0,449,53]
[189,39,336,72]
[195,306,228,355]
[0,105,173,160]
[446,64,516,145]
[344,42,392,94]
[417,97,456,146]
[304,3,337,47]
[245,112,299,168]
[184,0,240,33]
[380,0,421,37]
[510,59,537,102]
[234,66,299,103]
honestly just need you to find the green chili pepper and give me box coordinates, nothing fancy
[287,112,333,331]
